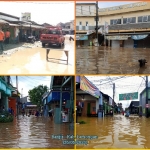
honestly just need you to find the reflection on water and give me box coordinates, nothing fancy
[76,115,150,148]
[0,116,73,148]
[76,46,150,74]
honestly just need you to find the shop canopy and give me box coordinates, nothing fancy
[0,19,9,25]
[131,34,148,40]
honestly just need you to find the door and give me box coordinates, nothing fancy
[87,103,91,115]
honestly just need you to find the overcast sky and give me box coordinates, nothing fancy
[86,76,147,109]
[0,2,74,25]
[11,76,51,97]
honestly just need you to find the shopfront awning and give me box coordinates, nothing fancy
[21,24,46,29]
[76,34,88,40]
[131,34,148,40]
[106,35,130,40]
[0,19,9,25]
[9,23,20,27]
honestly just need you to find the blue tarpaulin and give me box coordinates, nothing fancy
[47,91,70,103]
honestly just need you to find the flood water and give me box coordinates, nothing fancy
[76,46,150,74]
[76,115,150,148]
[0,115,74,148]
[0,35,74,74]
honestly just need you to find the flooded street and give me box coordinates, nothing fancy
[76,46,150,74]
[0,115,74,148]
[0,35,74,74]
[76,115,150,148]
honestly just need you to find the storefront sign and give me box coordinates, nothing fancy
[76,35,88,40]
[119,92,138,100]
[21,12,31,21]
[131,35,148,40]
[106,35,129,40]
[80,76,100,98]
[99,2,147,12]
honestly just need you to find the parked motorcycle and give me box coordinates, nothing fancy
[27,36,36,44]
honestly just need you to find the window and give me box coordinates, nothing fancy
[110,20,113,25]
[86,22,88,26]
[110,19,121,25]
[47,30,60,35]
[124,17,136,24]
[143,16,148,22]
[113,19,118,24]
[148,16,150,22]
[123,18,127,24]
[79,22,82,25]
[131,17,136,23]
[117,19,121,24]
[138,16,143,23]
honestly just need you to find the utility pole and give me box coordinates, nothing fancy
[94,1,99,46]
[16,76,19,118]
[146,76,149,118]
[113,83,115,116]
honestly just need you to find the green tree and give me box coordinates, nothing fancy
[28,85,49,107]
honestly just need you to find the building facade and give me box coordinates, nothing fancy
[76,2,150,48]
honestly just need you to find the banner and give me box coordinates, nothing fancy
[80,76,100,98]
[21,12,31,21]
[106,35,129,40]
[119,92,138,100]
[76,35,88,40]
[131,35,148,40]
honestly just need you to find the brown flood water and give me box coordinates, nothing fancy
[76,46,150,74]
[0,115,74,148]
[76,115,150,148]
[0,36,74,74]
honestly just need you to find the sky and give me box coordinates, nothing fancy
[11,76,51,97]
[85,76,147,109]
[0,2,74,25]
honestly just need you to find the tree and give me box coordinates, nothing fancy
[28,85,49,107]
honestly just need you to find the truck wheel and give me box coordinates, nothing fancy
[42,43,45,47]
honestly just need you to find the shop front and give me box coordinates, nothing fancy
[0,78,13,111]
[76,76,100,117]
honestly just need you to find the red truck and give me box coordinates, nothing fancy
[40,27,65,48]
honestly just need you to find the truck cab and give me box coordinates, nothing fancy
[40,27,65,47]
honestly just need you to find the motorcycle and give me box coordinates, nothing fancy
[27,36,36,44]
